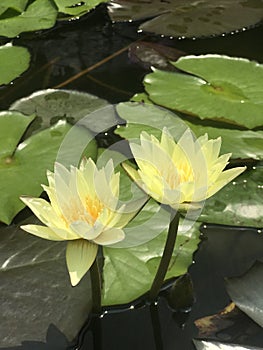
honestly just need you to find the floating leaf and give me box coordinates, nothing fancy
[0,0,28,16]
[102,202,200,306]
[0,222,91,347]
[0,0,57,38]
[10,89,112,135]
[108,0,263,38]
[0,112,97,224]
[144,55,263,129]
[193,339,262,350]
[0,44,30,86]
[226,262,263,328]
[115,102,263,160]
[54,0,107,17]
[199,166,263,228]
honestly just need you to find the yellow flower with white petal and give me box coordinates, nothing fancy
[20,158,140,286]
[123,128,246,209]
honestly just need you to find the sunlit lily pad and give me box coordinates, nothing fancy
[226,262,263,328]
[108,0,263,38]
[200,166,263,228]
[54,0,107,18]
[0,222,91,347]
[115,102,263,160]
[193,339,262,350]
[0,0,57,38]
[144,55,263,129]
[0,111,97,224]
[102,202,200,305]
[0,44,30,86]
[10,89,112,135]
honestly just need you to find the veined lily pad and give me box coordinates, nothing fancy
[193,340,262,350]
[10,89,112,135]
[226,262,263,328]
[0,111,97,225]
[102,203,200,306]
[0,222,91,347]
[108,0,263,38]
[0,44,30,86]
[115,102,263,160]
[144,55,263,129]
[0,0,57,38]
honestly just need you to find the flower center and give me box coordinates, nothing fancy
[85,197,104,222]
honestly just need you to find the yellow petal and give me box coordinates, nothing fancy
[66,240,98,286]
[93,228,125,245]
[20,224,65,241]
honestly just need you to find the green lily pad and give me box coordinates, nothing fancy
[193,340,262,350]
[0,221,92,347]
[0,44,30,86]
[0,0,57,38]
[0,0,28,16]
[10,89,112,136]
[144,55,263,129]
[200,166,263,228]
[0,111,97,225]
[226,262,263,328]
[115,102,263,160]
[54,0,107,17]
[102,202,200,306]
[108,0,263,38]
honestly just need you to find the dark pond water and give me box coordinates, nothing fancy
[1,4,263,350]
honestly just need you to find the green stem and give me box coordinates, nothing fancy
[149,209,180,303]
[90,256,102,315]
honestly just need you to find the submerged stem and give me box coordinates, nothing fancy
[149,209,180,303]
[90,256,102,315]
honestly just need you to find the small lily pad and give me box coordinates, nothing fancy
[102,203,200,305]
[54,0,107,17]
[10,89,112,135]
[226,262,263,328]
[0,0,57,38]
[144,55,263,129]
[0,222,91,347]
[0,44,30,86]
[108,0,263,38]
[0,111,97,224]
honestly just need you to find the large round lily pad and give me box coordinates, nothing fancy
[0,221,92,347]
[0,111,97,225]
[144,55,263,129]
[10,89,112,135]
[108,0,263,38]
[0,44,30,86]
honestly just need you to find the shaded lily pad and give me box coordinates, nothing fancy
[199,166,263,228]
[10,89,112,135]
[0,0,57,38]
[0,112,97,224]
[102,203,200,305]
[193,339,262,350]
[0,44,30,86]
[0,222,91,347]
[115,102,263,160]
[226,262,263,328]
[144,55,263,129]
[0,1,28,16]
[108,0,263,38]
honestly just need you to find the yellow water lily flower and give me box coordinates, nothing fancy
[20,158,140,286]
[123,128,246,209]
